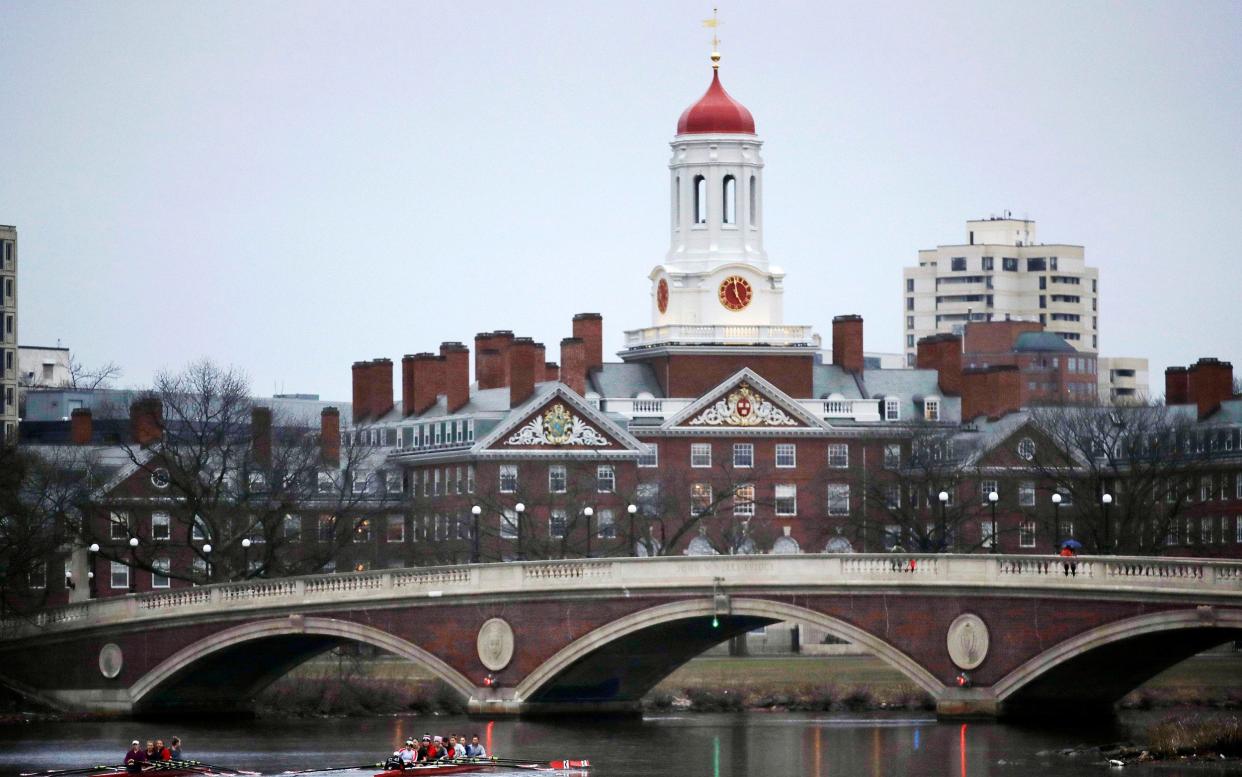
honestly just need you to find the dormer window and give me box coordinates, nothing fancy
[923,396,940,422]
[884,397,900,421]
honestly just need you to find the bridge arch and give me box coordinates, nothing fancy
[514,598,943,710]
[993,608,1242,717]
[130,616,475,716]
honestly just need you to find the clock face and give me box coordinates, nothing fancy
[718,275,753,312]
[657,278,669,314]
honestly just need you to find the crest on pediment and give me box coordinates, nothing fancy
[664,369,826,431]
[506,402,610,447]
[688,381,799,428]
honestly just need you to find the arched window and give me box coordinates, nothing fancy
[673,176,680,226]
[694,175,707,224]
[748,175,757,224]
[722,175,736,224]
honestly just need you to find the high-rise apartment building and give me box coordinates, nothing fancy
[902,217,1099,366]
[1,225,17,441]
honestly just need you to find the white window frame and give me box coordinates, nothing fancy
[1019,521,1036,548]
[775,484,797,516]
[386,514,405,543]
[981,520,996,549]
[883,444,900,470]
[638,443,659,468]
[1017,437,1036,461]
[548,465,567,494]
[596,464,615,493]
[980,480,998,502]
[385,471,402,495]
[500,509,518,540]
[827,444,848,469]
[1018,481,1036,507]
[924,398,940,422]
[549,509,567,539]
[733,484,755,517]
[775,443,797,468]
[596,508,616,539]
[499,465,518,494]
[151,512,171,541]
[110,511,129,540]
[151,558,171,589]
[691,443,712,468]
[691,483,713,516]
[733,443,754,469]
[827,484,850,516]
[110,561,129,590]
[884,397,900,421]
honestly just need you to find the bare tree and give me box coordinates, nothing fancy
[67,357,122,390]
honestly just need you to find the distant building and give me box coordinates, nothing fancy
[18,345,72,388]
[1098,357,1150,404]
[903,217,1100,366]
[1,225,16,441]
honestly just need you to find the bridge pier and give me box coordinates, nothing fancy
[934,688,1001,720]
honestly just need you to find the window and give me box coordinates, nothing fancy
[906,297,914,311]
[152,558,171,589]
[907,315,914,330]
[883,444,901,469]
[1027,258,1046,272]
[775,484,797,516]
[385,471,402,495]
[353,470,371,495]
[673,176,680,225]
[433,469,442,496]
[1237,518,1242,544]
[151,512,171,541]
[548,465,567,494]
[318,471,334,494]
[501,509,519,540]
[1201,517,1214,544]
[467,465,476,493]
[596,509,616,539]
[283,514,301,542]
[596,465,615,493]
[499,465,518,493]
[923,399,940,422]
[980,480,998,502]
[748,175,757,224]
[192,515,208,541]
[734,484,755,516]
[1201,476,1212,502]
[110,561,129,589]
[318,514,335,542]
[828,444,848,468]
[26,560,45,589]
[884,398,900,421]
[110,512,129,540]
[827,484,850,515]
[906,278,914,292]
[775,443,796,468]
[950,257,966,271]
[549,509,567,538]
[1237,475,1242,500]
[733,443,754,468]
[1002,257,1018,272]
[639,444,659,467]
[982,256,994,271]
[354,519,372,543]
[637,482,661,516]
[1019,481,1036,507]
[691,483,713,516]
[722,175,736,224]
[1017,438,1036,460]
[1019,521,1036,548]
[150,468,170,489]
[693,175,707,224]
[981,520,996,549]
[691,443,711,468]
[883,524,902,549]
[386,515,405,543]
[884,483,900,509]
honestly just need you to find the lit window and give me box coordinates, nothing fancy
[734,484,755,516]
[828,444,848,469]
[691,483,713,516]
[354,519,372,543]
[691,444,712,468]
[151,512,171,541]
[733,443,754,468]
[827,484,850,515]
[386,515,405,543]
[597,465,615,493]
[499,465,518,493]
[548,465,567,494]
[776,485,798,516]
[318,514,335,542]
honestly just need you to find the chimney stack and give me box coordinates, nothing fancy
[129,398,163,448]
[251,406,272,466]
[441,342,471,413]
[917,333,963,396]
[544,361,560,383]
[351,361,371,423]
[70,408,93,445]
[831,315,865,374]
[491,330,515,387]
[560,337,587,396]
[369,359,394,419]
[510,337,538,408]
[401,355,417,417]
[1187,358,1234,420]
[477,348,502,391]
[1165,366,1190,405]
[320,407,340,466]
[573,313,603,377]
[532,343,546,381]
[405,353,442,415]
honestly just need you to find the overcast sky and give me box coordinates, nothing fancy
[2,1,1239,401]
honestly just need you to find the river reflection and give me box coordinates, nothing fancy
[0,713,1235,777]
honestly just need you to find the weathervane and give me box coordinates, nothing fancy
[702,7,721,68]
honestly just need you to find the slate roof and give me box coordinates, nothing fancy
[861,368,962,424]
[1014,331,1076,353]
[588,363,664,398]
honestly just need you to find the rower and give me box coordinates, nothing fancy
[398,739,417,766]
[169,738,182,760]
[125,740,146,774]
[156,740,171,761]
[465,736,487,758]
[417,736,432,761]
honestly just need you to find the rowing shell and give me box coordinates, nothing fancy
[373,767,483,777]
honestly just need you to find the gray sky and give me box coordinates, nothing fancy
[2,1,1239,401]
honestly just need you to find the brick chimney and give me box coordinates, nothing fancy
[369,359,394,419]
[573,313,603,377]
[962,365,1021,421]
[1165,366,1190,405]
[129,398,163,447]
[401,355,416,416]
[474,333,498,388]
[1188,358,1234,420]
[320,407,340,466]
[492,330,515,387]
[510,337,538,408]
[544,361,560,383]
[70,408,92,445]
[477,348,502,391]
[917,333,963,396]
[440,342,470,413]
[532,343,546,381]
[560,337,586,396]
[831,315,864,374]
[351,361,371,423]
[405,352,441,415]
[251,406,272,467]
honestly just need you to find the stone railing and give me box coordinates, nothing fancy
[8,553,1241,639]
[623,325,820,349]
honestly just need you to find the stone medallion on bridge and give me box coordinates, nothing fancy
[946,614,989,671]
[477,618,515,672]
[98,643,123,679]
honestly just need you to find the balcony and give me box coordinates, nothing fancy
[623,325,821,350]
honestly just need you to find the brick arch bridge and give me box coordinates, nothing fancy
[1,555,1239,720]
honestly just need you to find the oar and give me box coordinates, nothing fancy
[278,765,384,776]
[20,767,118,777]
[147,761,259,776]
[442,758,590,770]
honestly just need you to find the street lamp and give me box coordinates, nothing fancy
[1051,492,1063,549]
[241,537,252,579]
[471,505,482,564]
[514,503,526,561]
[88,543,100,597]
[627,504,638,557]
[583,507,594,558]
[937,491,949,552]
[202,543,213,582]
[987,491,999,554]
[128,536,139,592]
[1102,493,1113,554]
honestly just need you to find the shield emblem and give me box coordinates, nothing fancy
[736,396,752,417]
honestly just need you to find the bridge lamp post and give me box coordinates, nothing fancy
[1051,492,1063,549]
[128,537,139,592]
[583,507,594,559]
[627,504,638,557]
[202,544,213,583]
[471,505,482,564]
[1102,493,1113,554]
[241,538,252,579]
[88,543,100,598]
[987,491,999,554]
[937,491,949,552]
[514,503,526,561]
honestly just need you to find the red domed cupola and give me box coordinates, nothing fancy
[676,57,755,136]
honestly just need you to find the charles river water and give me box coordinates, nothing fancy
[2,713,1240,777]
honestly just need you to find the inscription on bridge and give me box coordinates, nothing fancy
[946,614,989,671]
[98,643,123,679]
[477,618,515,671]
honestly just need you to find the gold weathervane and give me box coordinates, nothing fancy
[702,7,721,68]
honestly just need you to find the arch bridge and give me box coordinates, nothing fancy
[1,554,1240,720]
